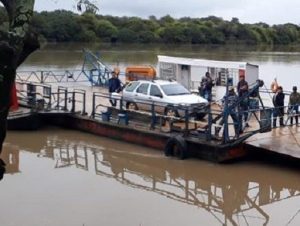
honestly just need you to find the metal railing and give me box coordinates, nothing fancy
[16,81,86,115]
[15,80,300,144]
[16,70,89,84]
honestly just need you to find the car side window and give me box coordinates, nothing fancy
[136,83,149,95]
[124,81,140,92]
[150,85,162,97]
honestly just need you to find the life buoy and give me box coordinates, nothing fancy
[164,135,188,159]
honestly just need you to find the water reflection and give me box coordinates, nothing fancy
[3,131,300,226]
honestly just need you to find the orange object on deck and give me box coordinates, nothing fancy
[10,83,19,111]
[125,65,156,83]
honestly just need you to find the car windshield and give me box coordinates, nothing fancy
[160,84,190,96]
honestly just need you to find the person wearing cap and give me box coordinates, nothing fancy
[108,71,122,106]
[272,86,285,127]
[288,86,300,125]
[237,74,249,128]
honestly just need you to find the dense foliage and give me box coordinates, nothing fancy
[1,8,300,45]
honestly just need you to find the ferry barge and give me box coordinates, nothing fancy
[9,51,299,162]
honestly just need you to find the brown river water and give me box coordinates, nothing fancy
[2,43,300,226]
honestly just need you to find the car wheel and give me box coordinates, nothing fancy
[126,102,138,110]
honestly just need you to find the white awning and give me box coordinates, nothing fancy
[157,55,258,70]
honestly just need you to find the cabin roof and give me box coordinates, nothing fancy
[157,55,258,70]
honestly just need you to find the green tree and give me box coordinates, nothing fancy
[0,0,39,154]
[95,19,117,40]
[118,28,138,43]
[0,0,99,154]
[139,30,157,43]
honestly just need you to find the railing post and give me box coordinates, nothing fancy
[64,88,68,111]
[150,102,156,130]
[206,104,212,141]
[57,87,60,109]
[91,93,95,118]
[41,71,44,83]
[49,87,52,109]
[82,91,86,115]
[184,107,189,137]
[71,91,75,113]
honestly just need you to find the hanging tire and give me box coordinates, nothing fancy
[164,135,188,160]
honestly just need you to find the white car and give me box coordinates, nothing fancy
[122,80,208,119]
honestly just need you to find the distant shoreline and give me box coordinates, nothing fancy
[0,8,295,45]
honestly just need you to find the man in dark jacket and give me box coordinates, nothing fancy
[108,71,122,106]
[237,74,249,128]
[272,86,285,127]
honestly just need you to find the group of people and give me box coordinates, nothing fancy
[205,70,300,138]
[218,74,250,137]
[202,72,250,138]
[271,79,300,127]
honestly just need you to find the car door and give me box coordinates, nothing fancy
[149,84,165,114]
[135,82,150,111]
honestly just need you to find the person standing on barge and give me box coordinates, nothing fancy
[108,70,122,107]
[237,74,249,129]
[215,86,239,138]
[272,86,285,127]
[288,86,300,125]
[199,72,214,101]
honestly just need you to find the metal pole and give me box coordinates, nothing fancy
[82,91,86,115]
[41,71,44,83]
[57,87,60,109]
[91,93,95,118]
[150,102,156,130]
[184,107,189,137]
[48,86,52,109]
[64,88,67,111]
[206,104,212,141]
[71,91,75,113]
[223,78,230,143]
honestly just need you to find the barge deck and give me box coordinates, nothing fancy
[8,80,300,163]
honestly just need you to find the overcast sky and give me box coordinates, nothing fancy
[34,0,300,25]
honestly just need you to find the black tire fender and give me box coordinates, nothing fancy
[164,135,188,160]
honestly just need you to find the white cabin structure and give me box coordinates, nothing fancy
[157,55,259,100]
